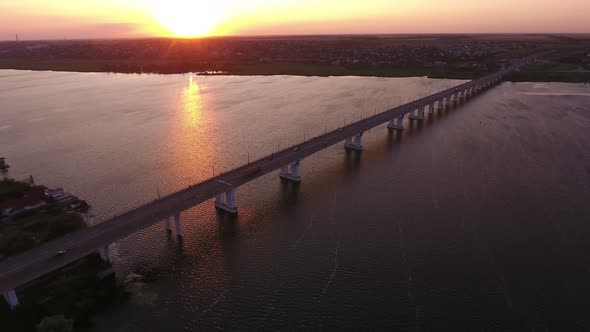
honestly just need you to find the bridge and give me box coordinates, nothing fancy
[1,55,537,309]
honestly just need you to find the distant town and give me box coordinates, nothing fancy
[0,34,589,81]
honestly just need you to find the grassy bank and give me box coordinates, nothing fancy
[0,58,497,80]
[510,71,590,83]
[4,58,587,83]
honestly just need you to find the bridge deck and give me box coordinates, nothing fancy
[0,62,530,294]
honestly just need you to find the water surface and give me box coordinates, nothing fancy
[1,70,589,330]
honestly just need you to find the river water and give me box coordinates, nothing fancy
[1,70,589,330]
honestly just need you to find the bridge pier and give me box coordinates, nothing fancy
[3,289,19,309]
[280,160,302,182]
[387,115,404,131]
[344,133,364,151]
[428,103,435,115]
[174,213,183,238]
[165,216,172,233]
[408,106,425,121]
[98,245,112,263]
[215,188,238,214]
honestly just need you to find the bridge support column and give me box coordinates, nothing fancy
[388,115,404,131]
[174,213,183,238]
[438,99,445,110]
[165,216,172,233]
[408,106,425,120]
[3,289,19,309]
[280,160,302,182]
[99,245,112,263]
[428,103,435,115]
[215,188,238,214]
[344,133,363,151]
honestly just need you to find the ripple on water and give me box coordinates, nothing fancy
[1,75,589,330]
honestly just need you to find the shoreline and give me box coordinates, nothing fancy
[0,177,122,331]
[2,67,588,84]
[1,61,588,83]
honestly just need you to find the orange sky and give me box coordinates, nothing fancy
[0,0,588,40]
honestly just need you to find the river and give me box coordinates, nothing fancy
[1,70,589,330]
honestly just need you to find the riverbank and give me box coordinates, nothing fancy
[0,58,490,78]
[0,177,122,331]
[1,59,588,83]
[0,178,88,257]
[3,34,589,82]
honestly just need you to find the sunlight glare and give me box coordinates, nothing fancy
[148,0,226,37]
[184,74,203,126]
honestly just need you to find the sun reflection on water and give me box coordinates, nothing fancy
[169,74,225,186]
[183,75,203,127]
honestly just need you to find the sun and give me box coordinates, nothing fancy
[148,0,225,37]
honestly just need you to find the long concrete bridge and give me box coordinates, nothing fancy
[1,55,537,309]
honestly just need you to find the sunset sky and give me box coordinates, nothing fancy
[0,0,588,40]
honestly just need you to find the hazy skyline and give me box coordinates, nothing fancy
[0,0,588,40]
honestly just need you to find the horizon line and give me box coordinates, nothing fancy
[1,32,590,43]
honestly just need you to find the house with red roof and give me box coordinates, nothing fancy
[0,186,47,218]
